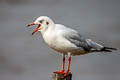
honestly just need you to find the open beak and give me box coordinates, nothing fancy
[27,22,41,35]
[32,24,41,35]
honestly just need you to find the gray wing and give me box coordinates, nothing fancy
[62,29,91,51]
[86,39,104,50]
[62,28,104,51]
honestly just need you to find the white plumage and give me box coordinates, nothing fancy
[27,16,117,76]
[34,16,105,55]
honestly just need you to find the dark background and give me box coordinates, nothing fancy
[0,0,120,80]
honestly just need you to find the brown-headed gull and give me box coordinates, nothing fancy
[27,16,117,76]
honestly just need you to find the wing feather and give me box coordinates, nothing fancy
[61,28,91,51]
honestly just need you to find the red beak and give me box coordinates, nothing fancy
[27,22,35,27]
[32,24,41,35]
[27,22,41,35]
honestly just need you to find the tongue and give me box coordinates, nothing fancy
[32,24,41,35]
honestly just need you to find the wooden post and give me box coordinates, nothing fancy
[52,72,72,80]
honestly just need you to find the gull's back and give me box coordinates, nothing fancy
[54,24,92,55]
[45,24,117,55]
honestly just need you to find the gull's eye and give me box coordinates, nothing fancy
[39,20,44,23]
[46,22,49,25]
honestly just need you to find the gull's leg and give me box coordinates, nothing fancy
[55,54,65,74]
[64,52,71,77]
[62,54,65,72]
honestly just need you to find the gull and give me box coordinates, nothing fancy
[27,16,117,76]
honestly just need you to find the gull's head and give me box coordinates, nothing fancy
[27,16,54,35]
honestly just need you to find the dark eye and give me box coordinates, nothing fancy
[46,22,49,25]
[39,20,44,23]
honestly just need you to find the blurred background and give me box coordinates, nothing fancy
[0,0,120,80]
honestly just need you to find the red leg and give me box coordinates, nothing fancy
[64,53,71,77]
[62,54,65,72]
[55,54,65,74]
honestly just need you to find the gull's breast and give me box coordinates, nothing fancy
[43,33,87,55]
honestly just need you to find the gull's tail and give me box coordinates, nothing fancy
[86,39,117,52]
[100,47,117,52]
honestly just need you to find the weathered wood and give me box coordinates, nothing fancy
[52,72,72,80]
